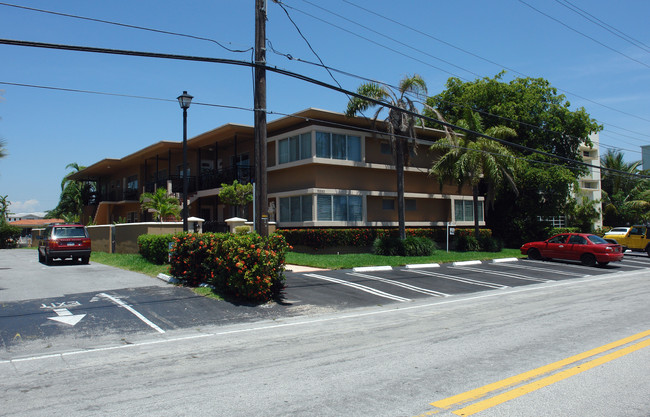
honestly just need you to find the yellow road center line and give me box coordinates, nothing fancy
[454,337,650,416]
[431,329,650,410]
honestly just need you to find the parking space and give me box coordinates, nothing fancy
[282,255,649,308]
[1,249,648,358]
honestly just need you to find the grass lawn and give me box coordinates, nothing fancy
[90,251,170,277]
[285,248,523,269]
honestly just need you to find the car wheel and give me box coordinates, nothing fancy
[581,253,597,267]
[646,246,650,257]
[527,248,542,260]
[38,250,44,263]
[597,261,609,266]
[81,256,90,264]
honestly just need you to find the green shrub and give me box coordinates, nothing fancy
[138,233,176,264]
[234,225,251,234]
[0,223,21,249]
[169,232,290,302]
[454,234,481,252]
[403,236,436,256]
[278,228,456,249]
[547,227,580,237]
[373,236,404,256]
[478,235,503,252]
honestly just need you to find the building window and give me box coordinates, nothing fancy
[455,200,483,222]
[279,133,311,164]
[279,195,312,222]
[127,211,138,223]
[380,143,391,155]
[406,199,416,211]
[382,199,394,210]
[537,216,566,228]
[126,175,138,192]
[317,195,362,221]
[316,131,361,162]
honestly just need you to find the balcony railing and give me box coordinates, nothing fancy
[90,167,255,206]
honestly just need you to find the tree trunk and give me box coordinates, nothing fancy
[473,185,480,239]
[395,138,406,240]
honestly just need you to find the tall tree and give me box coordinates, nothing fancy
[219,180,254,218]
[429,109,518,238]
[140,187,181,222]
[600,149,643,226]
[48,162,94,221]
[0,139,7,160]
[346,74,427,239]
[426,73,602,244]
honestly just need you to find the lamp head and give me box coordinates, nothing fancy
[177,91,193,110]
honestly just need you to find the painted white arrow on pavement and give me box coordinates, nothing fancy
[47,308,86,326]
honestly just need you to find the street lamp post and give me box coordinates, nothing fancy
[177,91,193,232]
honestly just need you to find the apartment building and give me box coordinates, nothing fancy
[70,108,481,231]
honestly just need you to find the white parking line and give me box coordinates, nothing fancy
[494,262,581,276]
[450,265,553,283]
[303,273,411,302]
[407,269,508,289]
[347,272,449,297]
[98,292,165,334]
[620,258,650,267]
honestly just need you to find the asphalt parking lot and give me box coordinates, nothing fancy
[1,249,649,358]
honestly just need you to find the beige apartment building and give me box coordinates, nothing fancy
[70,108,482,231]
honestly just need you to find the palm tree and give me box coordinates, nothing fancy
[600,149,643,225]
[345,74,427,239]
[140,187,181,222]
[0,139,7,160]
[430,109,518,238]
[48,162,94,221]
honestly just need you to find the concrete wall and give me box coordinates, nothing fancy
[87,222,183,254]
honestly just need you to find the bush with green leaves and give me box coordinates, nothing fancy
[372,236,437,256]
[373,236,404,256]
[403,236,437,256]
[478,235,503,252]
[138,233,176,264]
[169,232,290,302]
[547,227,580,237]
[453,234,481,252]
[278,227,465,249]
[0,223,21,249]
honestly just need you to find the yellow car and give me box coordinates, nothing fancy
[604,225,650,256]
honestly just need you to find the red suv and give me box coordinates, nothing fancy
[38,223,92,265]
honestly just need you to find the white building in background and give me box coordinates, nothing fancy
[642,145,650,171]
[576,132,603,229]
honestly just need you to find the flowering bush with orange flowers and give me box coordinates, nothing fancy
[169,232,290,302]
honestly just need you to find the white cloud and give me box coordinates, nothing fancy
[9,199,42,214]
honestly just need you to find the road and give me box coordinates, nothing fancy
[1,249,648,416]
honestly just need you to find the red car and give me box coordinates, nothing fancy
[38,223,92,265]
[520,233,624,267]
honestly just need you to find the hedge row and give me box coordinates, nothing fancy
[277,228,492,249]
[138,233,176,264]
[168,232,290,302]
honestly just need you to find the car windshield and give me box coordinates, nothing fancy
[587,235,608,244]
[607,228,628,233]
[53,227,86,238]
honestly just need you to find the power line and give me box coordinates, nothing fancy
[2,77,646,181]
[518,0,650,70]
[0,2,253,54]
[342,0,650,126]
[270,2,466,79]
[272,0,344,90]
[1,38,648,180]
[554,0,650,54]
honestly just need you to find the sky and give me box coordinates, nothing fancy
[1,0,649,214]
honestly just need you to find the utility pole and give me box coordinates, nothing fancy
[254,0,268,236]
